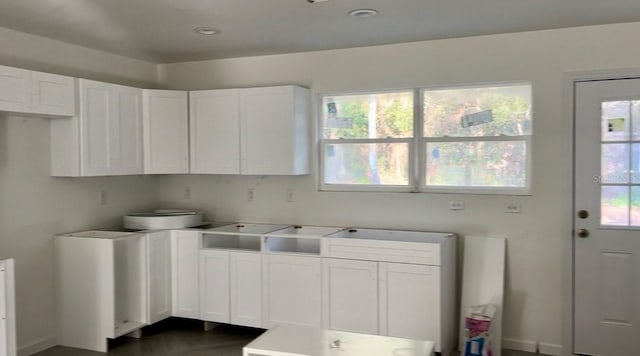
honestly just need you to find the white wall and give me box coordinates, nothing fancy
[157,22,640,351]
[0,27,159,354]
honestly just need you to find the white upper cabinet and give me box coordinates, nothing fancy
[190,89,241,174]
[241,86,309,175]
[143,90,189,174]
[51,79,143,176]
[189,85,309,176]
[0,65,75,116]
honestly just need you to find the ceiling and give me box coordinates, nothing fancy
[2,0,640,63]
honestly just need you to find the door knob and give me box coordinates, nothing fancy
[577,210,589,219]
[577,229,589,238]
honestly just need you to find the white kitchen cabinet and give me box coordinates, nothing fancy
[50,79,143,176]
[143,90,189,174]
[0,259,16,356]
[262,254,322,328]
[0,65,74,117]
[322,258,379,335]
[199,249,230,323]
[147,231,172,324]
[379,262,440,341]
[230,252,262,327]
[55,231,147,353]
[189,86,309,175]
[171,230,200,319]
[189,89,241,174]
[241,86,309,175]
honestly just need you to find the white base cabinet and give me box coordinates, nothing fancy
[171,230,200,319]
[262,254,322,328]
[147,231,172,324]
[200,250,262,328]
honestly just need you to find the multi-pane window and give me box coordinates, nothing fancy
[320,83,532,194]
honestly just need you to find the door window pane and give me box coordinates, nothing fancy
[601,144,629,184]
[426,141,526,187]
[322,92,414,139]
[631,187,640,226]
[602,101,630,142]
[324,143,409,185]
[601,186,629,226]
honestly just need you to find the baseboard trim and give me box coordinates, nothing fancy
[502,337,538,353]
[539,342,563,356]
[18,336,56,356]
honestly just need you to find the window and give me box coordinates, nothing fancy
[320,83,532,194]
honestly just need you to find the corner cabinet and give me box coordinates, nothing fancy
[189,85,309,175]
[143,90,189,174]
[51,79,143,176]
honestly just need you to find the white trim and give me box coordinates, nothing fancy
[539,342,564,356]
[502,337,537,353]
[563,67,640,356]
[17,337,57,356]
[1,259,16,356]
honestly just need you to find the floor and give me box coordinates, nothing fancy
[34,318,537,356]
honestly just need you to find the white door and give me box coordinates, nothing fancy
[322,258,378,334]
[147,231,172,324]
[199,250,230,323]
[31,71,75,116]
[189,89,241,174]
[0,65,30,113]
[379,263,440,344]
[143,90,189,174]
[115,85,143,175]
[171,230,200,319]
[80,79,112,176]
[263,254,322,328]
[229,252,262,328]
[574,78,640,355]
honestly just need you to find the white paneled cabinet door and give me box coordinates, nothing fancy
[263,254,322,328]
[379,263,440,344]
[171,230,200,319]
[322,258,378,334]
[115,86,143,175]
[31,71,75,116]
[0,65,30,113]
[189,89,241,174]
[199,250,230,323]
[229,252,262,328]
[80,79,113,176]
[143,90,189,174]
[241,86,309,175]
[147,231,172,324]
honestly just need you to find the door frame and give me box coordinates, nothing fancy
[563,68,640,356]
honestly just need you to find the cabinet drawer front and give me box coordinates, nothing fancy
[323,238,441,265]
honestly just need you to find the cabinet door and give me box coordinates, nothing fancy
[230,252,262,327]
[31,71,75,116]
[171,230,200,319]
[189,89,240,174]
[241,86,309,175]
[79,79,113,176]
[147,231,172,324]
[143,90,189,174]
[115,85,143,175]
[322,258,378,334]
[199,250,230,323]
[379,263,440,345]
[263,254,321,328]
[0,65,30,113]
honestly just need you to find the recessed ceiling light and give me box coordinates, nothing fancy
[348,9,378,18]
[193,27,220,35]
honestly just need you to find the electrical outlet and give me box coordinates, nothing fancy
[286,188,295,202]
[247,188,255,202]
[100,190,108,206]
[184,187,191,200]
[449,201,464,211]
[505,203,522,213]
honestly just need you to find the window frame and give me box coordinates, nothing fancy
[318,82,533,195]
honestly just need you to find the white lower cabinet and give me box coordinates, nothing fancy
[262,254,322,328]
[200,250,262,328]
[171,230,200,319]
[147,231,172,324]
[322,258,379,334]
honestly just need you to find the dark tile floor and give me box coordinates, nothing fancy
[34,318,536,356]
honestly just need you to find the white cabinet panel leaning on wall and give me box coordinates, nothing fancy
[0,259,16,356]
